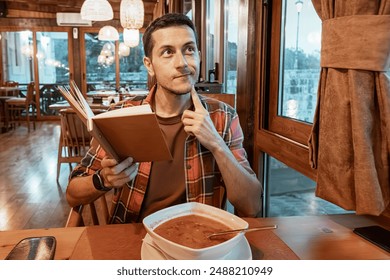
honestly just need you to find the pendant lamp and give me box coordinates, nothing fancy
[81,0,113,21]
[123,28,140,48]
[119,42,131,57]
[120,0,144,29]
[98,26,119,41]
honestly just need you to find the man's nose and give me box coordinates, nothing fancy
[174,52,188,68]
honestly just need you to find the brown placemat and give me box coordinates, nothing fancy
[70,224,145,260]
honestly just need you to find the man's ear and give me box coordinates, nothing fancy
[143,57,155,77]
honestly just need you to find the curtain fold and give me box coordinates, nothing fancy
[308,0,390,216]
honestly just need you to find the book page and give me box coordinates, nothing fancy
[92,104,152,120]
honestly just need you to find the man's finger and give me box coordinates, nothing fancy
[111,157,134,174]
[191,88,206,112]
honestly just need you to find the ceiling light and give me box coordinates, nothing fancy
[120,0,144,29]
[80,0,113,21]
[123,28,140,48]
[98,26,119,41]
[119,42,131,57]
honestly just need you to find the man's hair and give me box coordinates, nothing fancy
[142,13,198,58]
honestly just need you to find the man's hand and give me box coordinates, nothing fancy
[181,88,223,151]
[100,156,139,188]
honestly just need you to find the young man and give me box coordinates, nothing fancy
[66,13,262,223]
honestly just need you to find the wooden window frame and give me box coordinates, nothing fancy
[253,0,316,181]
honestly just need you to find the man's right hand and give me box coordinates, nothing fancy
[100,156,139,188]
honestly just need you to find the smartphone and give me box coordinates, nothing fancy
[5,236,56,260]
[353,225,390,253]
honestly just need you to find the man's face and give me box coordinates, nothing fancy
[144,25,200,95]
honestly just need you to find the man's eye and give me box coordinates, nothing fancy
[162,49,173,56]
[186,46,195,53]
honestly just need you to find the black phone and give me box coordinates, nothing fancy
[5,236,57,260]
[353,225,390,253]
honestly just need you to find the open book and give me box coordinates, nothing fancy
[58,80,172,162]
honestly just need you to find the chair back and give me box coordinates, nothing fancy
[66,195,110,227]
[59,108,91,159]
[26,82,35,104]
[4,81,19,87]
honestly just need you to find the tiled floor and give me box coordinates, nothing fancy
[265,163,354,217]
[268,190,354,217]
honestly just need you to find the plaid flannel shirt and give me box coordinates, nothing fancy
[70,88,255,223]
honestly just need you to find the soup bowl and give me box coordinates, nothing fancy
[142,202,248,260]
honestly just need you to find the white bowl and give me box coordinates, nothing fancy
[142,202,248,260]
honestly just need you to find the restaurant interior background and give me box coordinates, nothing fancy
[0,0,389,231]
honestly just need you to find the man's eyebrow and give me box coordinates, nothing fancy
[156,41,197,51]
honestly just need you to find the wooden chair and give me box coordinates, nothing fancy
[56,108,92,180]
[65,195,110,227]
[5,82,36,132]
[4,81,19,87]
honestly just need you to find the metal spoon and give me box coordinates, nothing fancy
[207,225,278,239]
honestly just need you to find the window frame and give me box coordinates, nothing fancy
[253,0,316,181]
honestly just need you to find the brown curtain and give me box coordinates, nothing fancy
[168,0,183,13]
[153,0,166,19]
[308,0,390,216]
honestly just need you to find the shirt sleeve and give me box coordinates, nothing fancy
[228,112,257,176]
[69,138,107,178]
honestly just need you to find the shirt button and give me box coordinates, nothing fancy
[186,164,192,169]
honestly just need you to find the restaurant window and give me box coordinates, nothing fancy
[36,32,69,116]
[196,0,240,94]
[204,0,219,83]
[0,31,34,89]
[278,0,321,123]
[82,31,148,93]
[118,33,148,90]
[223,0,239,94]
[266,0,322,146]
[255,0,345,216]
[84,32,116,91]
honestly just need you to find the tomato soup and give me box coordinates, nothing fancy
[154,214,234,249]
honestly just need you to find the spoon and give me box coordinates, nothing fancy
[207,225,278,239]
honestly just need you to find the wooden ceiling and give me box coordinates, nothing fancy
[0,0,158,28]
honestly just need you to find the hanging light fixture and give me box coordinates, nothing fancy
[120,0,144,29]
[98,42,115,68]
[98,26,119,41]
[123,28,140,48]
[80,0,113,21]
[21,44,34,59]
[119,42,131,57]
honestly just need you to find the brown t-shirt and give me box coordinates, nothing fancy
[138,114,187,220]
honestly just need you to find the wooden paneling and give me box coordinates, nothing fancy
[1,0,158,24]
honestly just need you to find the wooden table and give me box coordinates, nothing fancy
[48,100,110,111]
[0,214,389,260]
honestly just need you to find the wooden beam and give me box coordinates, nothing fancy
[6,9,56,19]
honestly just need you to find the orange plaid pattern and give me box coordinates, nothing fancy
[71,88,255,223]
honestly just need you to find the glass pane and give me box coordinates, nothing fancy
[36,32,69,116]
[183,0,193,19]
[265,155,353,217]
[279,0,321,123]
[1,31,34,87]
[118,33,148,91]
[224,0,238,94]
[85,33,116,91]
[206,0,215,82]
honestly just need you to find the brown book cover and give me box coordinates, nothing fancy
[58,81,172,162]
